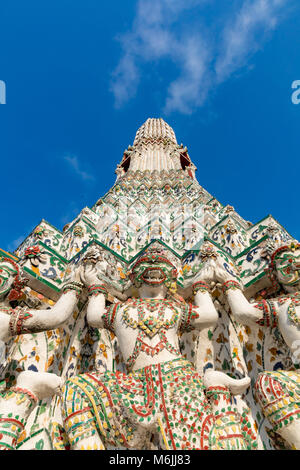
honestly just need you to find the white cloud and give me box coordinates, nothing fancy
[64,155,94,182]
[111,0,289,114]
[164,35,211,114]
[215,0,288,82]
[110,0,208,110]
[111,53,140,108]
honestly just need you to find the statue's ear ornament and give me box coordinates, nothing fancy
[8,278,28,301]
[0,257,28,301]
[168,281,177,295]
[130,271,142,288]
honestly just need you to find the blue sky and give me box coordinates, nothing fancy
[0,0,299,252]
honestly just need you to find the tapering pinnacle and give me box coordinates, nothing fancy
[133,118,177,146]
[116,118,196,175]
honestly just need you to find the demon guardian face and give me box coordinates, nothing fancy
[130,247,178,289]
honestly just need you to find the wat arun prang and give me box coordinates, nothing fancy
[0,118,299,450]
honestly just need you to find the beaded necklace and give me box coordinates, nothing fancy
[277,291,300,306]
[276,292,300,326]
[123,298,179,338]
[287,302,300,326]
[123,298,181,370]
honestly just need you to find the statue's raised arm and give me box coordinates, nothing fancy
[81,259,108,329]
[0,257,84,342]
[216,241,300,343]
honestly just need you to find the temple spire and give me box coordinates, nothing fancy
[133,118,177,146]
[115,118,196,177]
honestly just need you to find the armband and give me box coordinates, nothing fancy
[222,280,242,294]
[62,281,84,298]
[192,281,210,295]
[9,308,33,336]
[88,284,108,299]
[10,386,38,405]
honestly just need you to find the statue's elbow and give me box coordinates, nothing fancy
[87,313,98,328]
[233,309,259,326]
[88,320,100,329]
[199,308,218,328]
[87,308,104,329]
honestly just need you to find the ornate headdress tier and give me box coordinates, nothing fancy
[131,245,177,271]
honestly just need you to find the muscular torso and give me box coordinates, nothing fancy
[102,298,197,371]
[253,292,300,358]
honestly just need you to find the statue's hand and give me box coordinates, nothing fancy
[62,266,84,293]
[195,259,216,283]
[80,263,101,287]
[69,266,82,284]
[214,257,240,283]
[204,369,250,395]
